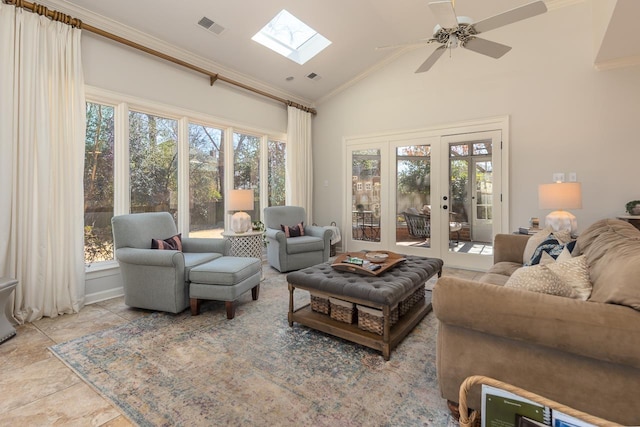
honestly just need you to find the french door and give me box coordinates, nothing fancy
[344,119,508,270]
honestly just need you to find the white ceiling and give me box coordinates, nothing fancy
[42,0,638,105]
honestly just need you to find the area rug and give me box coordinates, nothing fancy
[50,270,456,426]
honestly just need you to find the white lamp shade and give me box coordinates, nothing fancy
[538,182,582,210]
[228,189,254,211]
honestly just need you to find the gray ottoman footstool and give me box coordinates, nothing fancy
[189,256,261,319]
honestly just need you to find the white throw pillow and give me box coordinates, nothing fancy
[546,255,592,301]
[505,264,578,298]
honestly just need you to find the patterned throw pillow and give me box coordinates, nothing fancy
[281,222,305,238]
[526,236,577,266]
[546,255,592,301]
[151,233,182,251]
[522,227,572,264]
[505,265,578,298]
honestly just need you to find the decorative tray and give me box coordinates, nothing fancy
[331,251,406,276]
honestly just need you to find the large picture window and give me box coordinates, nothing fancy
[83,92,286,269]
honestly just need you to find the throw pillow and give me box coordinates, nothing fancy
[526,236,577,266]
[505,265,578,298]
[522,227,572,264]
[151,233,182,251]
[281,222,305,238]
[546,255,592,301]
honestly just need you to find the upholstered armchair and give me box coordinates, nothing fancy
[112,212,229,313]
[263,206,331,273]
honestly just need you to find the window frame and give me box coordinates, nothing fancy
[84,86,286,272]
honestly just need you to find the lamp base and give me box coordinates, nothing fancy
[545,210,577,234]
[231,211,252,233]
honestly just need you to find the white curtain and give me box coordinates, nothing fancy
[0,3,86,323]
[286,106,313,222]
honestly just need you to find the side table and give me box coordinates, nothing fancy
[222,231,264,278]
[617,214,640,231]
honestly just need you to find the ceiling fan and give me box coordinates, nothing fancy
[381,0,547,73]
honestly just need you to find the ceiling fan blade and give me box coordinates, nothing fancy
[376,38,432,50]
[415,45,447,73]
[473,1,547,34]
[428,1,459,29]
[463,37,512,59]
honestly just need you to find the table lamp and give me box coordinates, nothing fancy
[228,189,254,233]
[538,182,582,234]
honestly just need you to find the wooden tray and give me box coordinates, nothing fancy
[332,251,406,276]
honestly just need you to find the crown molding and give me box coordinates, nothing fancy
[594,55,640,71]
[36,0,313,108]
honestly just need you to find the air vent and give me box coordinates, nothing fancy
[306,72,321,81]
[197,16,226,36]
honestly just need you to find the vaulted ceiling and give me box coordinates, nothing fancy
[42,0,640,105]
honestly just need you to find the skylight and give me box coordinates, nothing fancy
[252,9,331,65]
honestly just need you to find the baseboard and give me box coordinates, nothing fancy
[85,287,124,305]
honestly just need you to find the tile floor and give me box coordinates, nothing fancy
[0,266,483,426]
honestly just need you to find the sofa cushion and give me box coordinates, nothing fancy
[505,265,577,298]
[285,235,325,254]
[576,218,639,255]
[587,231,640,310]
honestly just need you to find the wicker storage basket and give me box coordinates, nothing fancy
[310,294,330,315]
[399,285,425,317]
[356,305,398,335]
[329,297,356,324]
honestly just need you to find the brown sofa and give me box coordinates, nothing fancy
[433,219,640,425]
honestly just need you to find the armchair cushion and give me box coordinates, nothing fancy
[151,233,182,251]
[285,235,325,254]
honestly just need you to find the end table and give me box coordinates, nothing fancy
[222,231,264,278]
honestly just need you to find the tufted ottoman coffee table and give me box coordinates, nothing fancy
[286,255,443,360]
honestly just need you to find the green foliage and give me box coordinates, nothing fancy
[626,200,640,215]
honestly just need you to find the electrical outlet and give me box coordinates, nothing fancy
[568,172,577,182]
[553,172,565,183]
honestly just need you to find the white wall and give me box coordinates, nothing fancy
[312,2,640,237]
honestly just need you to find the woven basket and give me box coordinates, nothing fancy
[310,294,330,315]
[329,297,355,324]
[356,305,398,335]
[399,286,425,317]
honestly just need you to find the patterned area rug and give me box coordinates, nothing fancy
[50,270,456,426]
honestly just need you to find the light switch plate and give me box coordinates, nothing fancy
[553,172,565,183]
[568,172,577,182]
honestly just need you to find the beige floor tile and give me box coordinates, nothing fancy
[0,382,121,427]
[32,304,130,343]
[94,296,151,321]
[0,323,55,371]
[0,356,80,414]
[99,415,135,427]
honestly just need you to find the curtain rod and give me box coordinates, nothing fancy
[4,0,317,115]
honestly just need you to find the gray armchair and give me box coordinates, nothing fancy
[263,206,331,273]
[112,212,229,313]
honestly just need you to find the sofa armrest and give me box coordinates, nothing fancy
[493,234,530,264]
[433,276,640,369]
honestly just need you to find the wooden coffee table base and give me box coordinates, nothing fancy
[288,283,432,360]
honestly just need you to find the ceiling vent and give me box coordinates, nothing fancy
[306,72,321,81]
[197,16,226,36]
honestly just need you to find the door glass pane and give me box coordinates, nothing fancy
[352,149,380,242]
[449,140,493,253]
[189,123,224,238]
[396,145,431,248]
[233,132,261,222]
[129,111,178,221]
[268,139,286,207]
[84,102,115,264]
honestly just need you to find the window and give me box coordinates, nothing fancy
[129,111,178,217]
[252,9,331,65]
[84,102,115,264]
[268,139,286,206]
[189,123,225,238]
[83,91,285,269]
